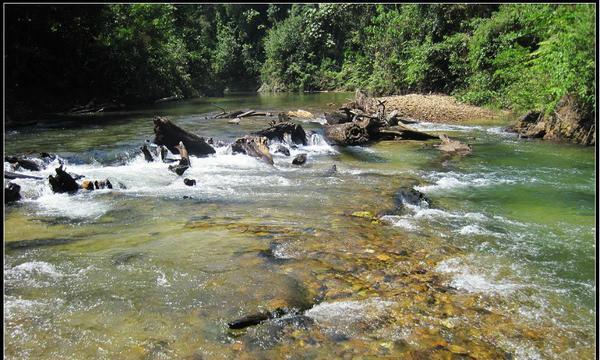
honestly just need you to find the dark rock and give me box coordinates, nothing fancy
[292,153,307,165]
[275,144,290,156]
[94,179,113,189]
[5,156,41,171]
[169,164,189,176]
[5,182,22,203]
[184,178,196,186]
[395,188,429,213]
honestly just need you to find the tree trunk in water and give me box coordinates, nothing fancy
[323,119,371,145]
[153,117,215,157]
[231,136,274,165]
[254,114,307,145]
[48,165,79,193]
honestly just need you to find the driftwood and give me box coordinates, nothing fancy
[435,134,472,154]
[141,144,154,162]
[168,141,191,175]
[324,118,372,145]
[67,101,121,114]
[154,95,183,104]
[231,136,274,165]
[48,165,79,193]
[213,108,271,119]
[153,117,215,157]
[254,114,307,145]
[4,171,44,180]
[323,90,437,146]
[5,182,21,203]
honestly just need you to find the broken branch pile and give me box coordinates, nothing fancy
[323,90,438,146]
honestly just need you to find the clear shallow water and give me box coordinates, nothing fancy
[4,93,596,359]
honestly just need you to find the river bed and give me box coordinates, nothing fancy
[4,93,596,359]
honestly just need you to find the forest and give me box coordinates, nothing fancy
[5,4,596,123]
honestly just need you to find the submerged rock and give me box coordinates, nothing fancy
[292,153,307,165]
[324,164,337,176]
[395,188,430,212]
[435,134,472,155]
[274,144,290,156]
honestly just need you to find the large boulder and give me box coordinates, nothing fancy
[508,95,595,145]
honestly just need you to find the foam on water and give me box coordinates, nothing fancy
[415,171,517,193]
[436,258,522,294]
[6,134,337,220]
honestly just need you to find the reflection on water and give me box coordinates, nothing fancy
[4,93,596,359]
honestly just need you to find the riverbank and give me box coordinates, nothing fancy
[378,94,509,124]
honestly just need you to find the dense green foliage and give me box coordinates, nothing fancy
[5,4,595,120]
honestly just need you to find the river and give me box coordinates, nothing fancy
[4,93,596,359]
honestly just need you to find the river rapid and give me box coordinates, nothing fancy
[4,93,596,359]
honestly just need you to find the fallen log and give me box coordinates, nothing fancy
[4,171,44,180]
[254,115,307,145]
[5,182,21,203]
[324,118,371,146]
[153,117,215,157]
[48,165,79,193]
[324,111,352,125]
[374,125,438,141]
[231,136,274,165]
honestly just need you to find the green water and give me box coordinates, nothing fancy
[4,93,596,359]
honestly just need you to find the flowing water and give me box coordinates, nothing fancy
[4,93,596,359]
